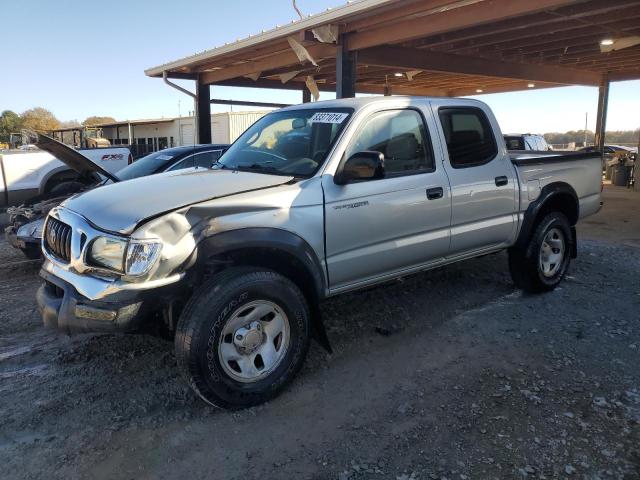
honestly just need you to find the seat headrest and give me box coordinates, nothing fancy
[386,133,419,160]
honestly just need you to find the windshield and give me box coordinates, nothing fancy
[217,108,353,177]
[117,150,179,180]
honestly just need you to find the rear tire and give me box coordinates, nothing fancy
[175,267,311,409]
[508,212,572,293]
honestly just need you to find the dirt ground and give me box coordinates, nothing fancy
[0,185,638,480]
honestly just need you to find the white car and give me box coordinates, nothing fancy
[0,143,131,208]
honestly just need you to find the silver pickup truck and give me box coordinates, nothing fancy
[37,97,602,408]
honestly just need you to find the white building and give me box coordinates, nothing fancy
[54,111,269,156]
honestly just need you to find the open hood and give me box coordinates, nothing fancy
[35,133,120,183]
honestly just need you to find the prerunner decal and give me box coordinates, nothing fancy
[309,112,349,124]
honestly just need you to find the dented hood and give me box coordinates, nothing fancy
[62,168,294,234]
[35,133,120,182]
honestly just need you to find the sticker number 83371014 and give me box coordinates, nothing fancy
[309,112,349,124]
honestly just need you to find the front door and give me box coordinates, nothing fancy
[323,108,451,291]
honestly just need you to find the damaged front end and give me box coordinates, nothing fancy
[5,196,69,258]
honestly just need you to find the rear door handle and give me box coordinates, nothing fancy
[426,187,444,200]
[495,176,508,186]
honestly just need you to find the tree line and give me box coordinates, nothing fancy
[544,129,639,146]
[0,108,116,139]
[2,106,638,146]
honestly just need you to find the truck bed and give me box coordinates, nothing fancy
[509,150,601,166]
[509,150,602,221]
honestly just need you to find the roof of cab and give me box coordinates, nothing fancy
[276,95,488,112]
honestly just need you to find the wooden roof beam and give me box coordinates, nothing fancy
[431,6,640,53]
[214,76,450,96]
[199,43,336,84]
[450,15,640,56]
[348,0,582,51]
[358,45,601,86]
[450,82,562,96]
[608,70,640,81]
[493,26,640,57]
[406,0,639,50]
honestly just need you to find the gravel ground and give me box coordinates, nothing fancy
[0,187,638,480]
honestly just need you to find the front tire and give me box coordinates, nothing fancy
[175,267,311,409]
[508,212,572,293]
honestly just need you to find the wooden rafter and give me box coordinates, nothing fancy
[358,45,601,85]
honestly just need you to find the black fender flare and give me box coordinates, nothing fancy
[192,227,332,353]
[515,182,579,258]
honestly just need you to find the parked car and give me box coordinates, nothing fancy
[0,142,132,208]
[37,97,602,408]
[578,144,637,161]
[503,133,552,151]
[5,136,228,258]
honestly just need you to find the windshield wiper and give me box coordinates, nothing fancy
[212,160,227,170]
[233,163,280,173]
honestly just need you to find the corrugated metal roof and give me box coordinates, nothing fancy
[144,0,397,76]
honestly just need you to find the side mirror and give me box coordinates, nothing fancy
[334,151,385,185]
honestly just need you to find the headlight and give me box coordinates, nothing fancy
[17,218,45,238]
[125,239,162,276]
[88,236,127,272]
[87,236,162,276]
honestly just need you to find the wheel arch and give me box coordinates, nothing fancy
[40,166,76,194]
[192,228,332,352]
[516,182,579,257]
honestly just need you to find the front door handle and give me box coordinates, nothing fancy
[426,187,444,200]
[495,176,508,186]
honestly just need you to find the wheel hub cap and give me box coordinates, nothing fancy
[217,300,290,383]
[539,227,565,278]
[233,322,263,353]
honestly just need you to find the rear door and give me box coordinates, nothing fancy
[323,107,451,291]
[434,104,517,255]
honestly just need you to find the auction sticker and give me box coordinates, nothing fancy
[310,112,349,124]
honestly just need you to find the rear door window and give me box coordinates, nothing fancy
[438,107,498,167]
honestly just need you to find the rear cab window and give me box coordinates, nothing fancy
[438,107,498,168]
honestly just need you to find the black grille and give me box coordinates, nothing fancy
[44,217,72,262]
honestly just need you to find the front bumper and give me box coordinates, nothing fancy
[37,269,145,334]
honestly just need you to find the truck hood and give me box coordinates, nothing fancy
[36,133,120,182]
[62,168,294,234]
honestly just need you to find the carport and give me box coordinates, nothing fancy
[145,0,640,148]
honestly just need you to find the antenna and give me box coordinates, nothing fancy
[292,0,303,19]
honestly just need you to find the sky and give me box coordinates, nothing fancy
[1,0,638,134]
